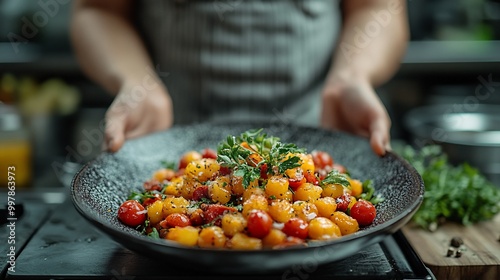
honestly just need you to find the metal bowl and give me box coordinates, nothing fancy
[71,122,424,274]
[404,104,500,186]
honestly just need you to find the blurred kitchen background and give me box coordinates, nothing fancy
[1,0,500,189]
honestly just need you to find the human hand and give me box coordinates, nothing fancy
[320,76,391,156]
[104,80,173,152]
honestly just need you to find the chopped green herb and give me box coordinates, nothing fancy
[127,191,155,203]
[320,170,350,188]
[278,156,301,174]
[396,144,500,230]
[200,197,212,204]
[160,160,177,170]
[201,221,215,228]
[359,180,384,205]
[148,227,160,239]
[217,129,304,188]
[225,200,243,212]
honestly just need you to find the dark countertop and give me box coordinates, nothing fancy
[2,191,435,280]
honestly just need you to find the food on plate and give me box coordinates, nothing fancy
[118,129,382,249]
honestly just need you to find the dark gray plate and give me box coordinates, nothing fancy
[71,122,424,274]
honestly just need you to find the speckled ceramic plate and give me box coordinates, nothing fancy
[71,122,424,274]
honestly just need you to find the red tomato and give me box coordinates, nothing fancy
[336,193,351,212]
[179,151,202,169]
[117,200,147,227]
[165,213,192,227]
[201,148,218,159]
[288,169,306,190]
[219,166,232,176]
[189,209,205,226]
[260,163,268,179]
[142,193,162,207]
[192,185,209,201]
[143,180,162,192]
[311,151,334,169]
[247,210,273,238]
[202,204,237,223]
[158,219,168,229]
[304,170,319,185]
[350,200,376,226]
[282,218,309,239]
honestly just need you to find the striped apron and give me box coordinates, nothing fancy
[136,0,341,127]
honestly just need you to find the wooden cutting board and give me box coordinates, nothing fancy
[402,214,500,280]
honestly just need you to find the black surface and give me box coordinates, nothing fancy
[70,122,425,273]
[0,201,52,278]
[7,200,435,280]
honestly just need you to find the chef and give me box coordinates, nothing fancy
[70,0,408,156]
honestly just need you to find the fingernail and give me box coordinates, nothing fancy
[385,142,392,152]
[105,138,114,152]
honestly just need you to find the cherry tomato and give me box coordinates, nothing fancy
[179,151,202,169]
[192,185,209,201]
[311,151,334,170]
[143,180,162,192]
[288,178,306,190]
[202,204,237,223]
[350,200,376,226]
[165,213,192,227]
[247,210,273,238]
[260,163,268,179]
[219,166,232,176]
[288,169,306,190]
[189,209,205,226]
[117,200,146,227]
[282,218,309,239]
[336,193,351,212]
[142,193,162,207]
[202,148,218,159]
[304,170,319,185]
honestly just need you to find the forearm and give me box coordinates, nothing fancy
[330,0,409,86]
[70,0,157,94]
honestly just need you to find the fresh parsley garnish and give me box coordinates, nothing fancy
[217,129,304,188]
[359,180,384,204]
[233,164,261,188]
[278,154,301,174]
[200,197,212,204]
[225,200,243,211]
[148,227,160,239]
[127,191,155,203]
[320,170,350,188]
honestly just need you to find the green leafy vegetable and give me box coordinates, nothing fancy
[233,164,261,188]
[359,180,384,205]
[160,160,177,170]
[397,144,500,230]
[320,170,350,188]
[217,128,303,188]
[127,191,155,203]
[278,154,301,174]
[148,227,160,239]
